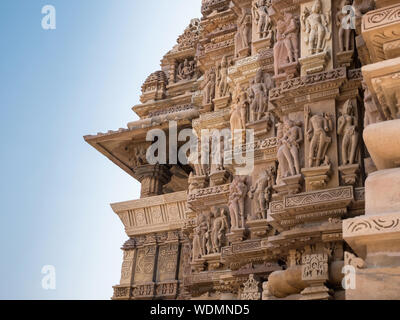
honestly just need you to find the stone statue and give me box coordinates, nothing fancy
[177,58,195,81]
[336,0,353,52]
[202,67,216,105]
[302,0,331,55]
[273,12,299,76]
[276,119,303,180]
[197,212,209,256]
[252,0,273,41]
[192,225,202,261]
[188,143,208,176]
[210,207,229,253]
[248,70,268,122]
[249,167,275,219]
[216,56,229,98]
[305,106,333,167]
[235,8,252,57]
[338,100,358,165]
[362,81,381,127]
[209,136,224,174]
[228,176,248,229]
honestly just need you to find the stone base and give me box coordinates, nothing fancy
[300,284,331,300]
[210,170,230,187]
[252,37,273,53]
[301,165,331,191]
[299,51,329,75]
[203,253,222,270]
[246,219,269,238]
[274,62,299,86]
[336,50,354,67]
[213,95,231,110]
[238,47,251,58]
[227,228,247,243]
[273,174,303,197]
[188,174,209,190]
[201,103,213,113]
[346,266,400,300]
[246,118,272,139]
[339,164,360,186]
[191,258,206,272]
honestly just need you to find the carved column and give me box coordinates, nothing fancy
[343,0,400,300]
[135,164,172,198]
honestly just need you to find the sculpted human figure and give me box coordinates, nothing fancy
[249,167,275,219]
[336,0,353,52]
[253,0,273,40]
[235,8,252,57]
[192,226,202,261]
[273,12,299,76]
[216,56,229,98]
[284,119,303,175]
[202,68,216,105]
[248,70,268,122]
[305,106,333,167]
[211,207,229,253]
[302,0,331,54]
[362,81,381,127]
[338,100,358,165]
[228,176,248,229]
[177,58,195,81]
[276,122,293,181]
[196,213,209,256]
[210,136,224,174]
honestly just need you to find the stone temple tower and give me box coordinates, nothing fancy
[85,0,400,300]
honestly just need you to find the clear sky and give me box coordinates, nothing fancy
[0,0,200,299]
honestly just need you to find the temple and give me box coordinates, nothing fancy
[84,0,400,300]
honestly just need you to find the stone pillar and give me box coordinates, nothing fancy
[343,1,400,299]
[135,164,171,198]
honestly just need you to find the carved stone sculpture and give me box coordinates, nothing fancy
[276,119,303,181]
[248,69,268,122]
[202,67,216,106]
[336,0,353,53]
[216,56,229,98]
[302,0,331,55]
[305,106,333,167]
[249,167,275,219]
[210,206,229,253]
[228,176,248,230]
[235,8,252,58]
[177,58,196,81]
[338,100,358,165]
[274,12,299,76]
[362,81,381,127]
[252,0,273,42]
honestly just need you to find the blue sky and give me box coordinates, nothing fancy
[0,0,200,299]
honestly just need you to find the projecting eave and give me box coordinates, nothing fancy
[83,115,196,179]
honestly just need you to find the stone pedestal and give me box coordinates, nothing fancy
[191,258,206,272]
[227,228,247,243]
[336,50,354,68]
[246,118,273,140]
[246,219,269,238]
[301,165,331,191]
[209,170,230,187]
[273,174,303,198]
[213,95,231,110]
[339,164,360,186]
[299,51,329,75]
[273,62,299,86]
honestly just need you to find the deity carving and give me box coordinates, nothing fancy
[202,67,216,106]
[176,58,196,81]
[249,167,275,220]
[362,81,381,127]
[301,0,331,55]
[305,106,333,167]
[209,135,225,175]
[235,8,252,57]
[210,207,229,253]
[252,0,273,42]
[276,119,303,182]
[336,0,353,53]
[248,70,272,122]
[216,56,230,98]
[273,12,299,76]
[338,100,358,166]
[188,142,208,176]
[192,212,209,260]
[228,176,248,230]
[230,88,248,140]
